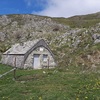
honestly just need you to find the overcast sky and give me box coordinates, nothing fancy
[0,0,100,18]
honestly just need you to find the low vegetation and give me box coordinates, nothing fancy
[0,64,100,100]
[53,18,100,28]
[0,12,100,100]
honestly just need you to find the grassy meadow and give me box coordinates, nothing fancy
[0,64,100,100]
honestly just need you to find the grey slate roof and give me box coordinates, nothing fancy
[4,39,39,54]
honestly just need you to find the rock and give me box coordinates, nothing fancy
[72,39,81,48]
[91,64,97,71]
[94,39,100,44]
[20,81,25,84]
[0,32,6,41]
[92,34,100,40]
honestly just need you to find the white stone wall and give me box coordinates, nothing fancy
[24,46,56,69]
[1,55,24,68]
[15,56,24,68]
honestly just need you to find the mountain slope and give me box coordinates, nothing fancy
[53,12,100,28]
[0,13,100,71]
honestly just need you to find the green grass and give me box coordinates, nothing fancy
[0,64,12,74]
[53,18,100,28]
[0,64,100,100]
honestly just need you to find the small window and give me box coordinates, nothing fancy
[43,54,48,62]
[40,47,44,51]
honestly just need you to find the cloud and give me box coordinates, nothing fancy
[25,0,33,6]
[36,0,100,17]
[25,0,48,8]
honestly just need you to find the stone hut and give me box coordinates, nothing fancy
[1,39,56,69]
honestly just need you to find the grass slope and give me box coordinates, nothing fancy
[53,12,100,28]
[53,18,100,28]
[0,64,100,100]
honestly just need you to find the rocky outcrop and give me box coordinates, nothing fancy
[0,32,6,41]
[0,14,100,71]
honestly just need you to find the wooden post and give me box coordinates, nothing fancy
[13,57,16,80]
[13,68,16,80]
[14,57,16,67]
[48,58,49,69]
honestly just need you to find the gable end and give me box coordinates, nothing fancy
[24,39,54,63]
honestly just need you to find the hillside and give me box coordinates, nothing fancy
[53,12,100,28]
[0,12,100,71]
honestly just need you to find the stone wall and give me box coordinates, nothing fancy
[24,46,56,69]
[1,55,24,68]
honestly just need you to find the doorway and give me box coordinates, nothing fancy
[33,54,40,69]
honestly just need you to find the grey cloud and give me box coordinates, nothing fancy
[37,0,100,17]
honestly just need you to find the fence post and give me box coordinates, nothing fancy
[13,68,16,80]
[48,58,49,69]
[13,57,16,80]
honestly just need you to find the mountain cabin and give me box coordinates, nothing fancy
[1,39,56,69]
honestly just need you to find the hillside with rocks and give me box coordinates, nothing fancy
[0,12,100,72]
